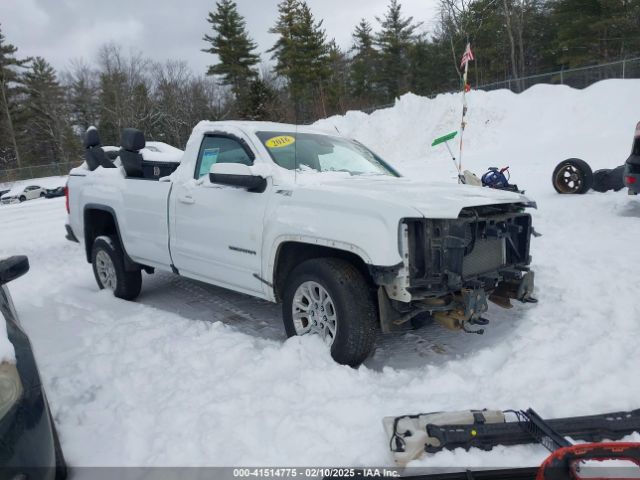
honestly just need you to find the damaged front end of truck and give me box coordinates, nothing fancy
[373,203,537,334]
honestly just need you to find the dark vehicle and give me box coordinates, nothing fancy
[624,121,640,195]
[0,256,66,479]
[43,187,65,199]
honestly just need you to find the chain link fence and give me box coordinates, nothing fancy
[0,161,81,186]
[478,56,640,92]
[362,56,640,114]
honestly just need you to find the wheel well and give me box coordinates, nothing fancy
[272,242,373,302]
[83,208,117,262]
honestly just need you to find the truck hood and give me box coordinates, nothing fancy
[289,174,535,219]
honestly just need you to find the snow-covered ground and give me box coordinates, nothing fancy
[1,80,640,470]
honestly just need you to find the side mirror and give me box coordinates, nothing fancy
[0,256,29,285]
[209,163,267,193]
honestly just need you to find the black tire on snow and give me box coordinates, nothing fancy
[91,235,141,300]
[607,165,626,192]
[282,258,378,367]
[552,158,593,194]
[592,169,612,193]
[19,195,26,202]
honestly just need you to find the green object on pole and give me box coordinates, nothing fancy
[431,131,458,147]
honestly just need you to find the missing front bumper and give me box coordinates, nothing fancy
[377,271,536,334]
[489,270,536,308]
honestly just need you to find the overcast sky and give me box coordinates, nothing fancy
[0,0,440,75]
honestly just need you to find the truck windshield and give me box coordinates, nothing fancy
[255,131,398,177]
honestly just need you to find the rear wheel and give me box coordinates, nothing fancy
[552,158,593,194]
[19,195,26,202]
[91,235,141,300]
[282,258,377,367]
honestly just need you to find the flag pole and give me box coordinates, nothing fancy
[458,42,472,184]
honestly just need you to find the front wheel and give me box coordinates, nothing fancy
[91,235,141,300]
[19,195,26,202]
[282,258,377,367]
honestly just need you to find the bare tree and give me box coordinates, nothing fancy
[151,61,228,147]
[152,60,194,145]
[438,0,500,81]
[96,43,156,144]
[502,0,520,90]
[62,58,100,131]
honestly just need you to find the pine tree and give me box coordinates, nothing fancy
[0,24,30,168]
[375,0,421,100]
[350,19,379,103]
[269,0,301,86]
[551,0,640,68]
[238,78,280,120]
[325,40,349,115]
[268,0,329,121]
[21,57,77,165]
[407,35,457,96]
[202,0,259,98]
[297,2,331,118]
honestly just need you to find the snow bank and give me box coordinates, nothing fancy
[1,80,640,469]
[315,80,640,190]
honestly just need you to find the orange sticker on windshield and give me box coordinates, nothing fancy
[265,135,295,148]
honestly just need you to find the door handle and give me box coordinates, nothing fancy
[178,194,194,205]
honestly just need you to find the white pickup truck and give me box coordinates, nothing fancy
[65,121,537,366]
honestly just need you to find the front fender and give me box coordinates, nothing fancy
[261,195,409,300]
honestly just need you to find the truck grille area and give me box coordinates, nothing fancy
[404,207,532,294]
[462,238,506,276]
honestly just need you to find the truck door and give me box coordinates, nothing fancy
[170,133,268,296]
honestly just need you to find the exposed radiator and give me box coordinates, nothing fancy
[462,238,506,277]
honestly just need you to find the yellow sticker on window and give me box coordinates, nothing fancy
[265,135,295,148]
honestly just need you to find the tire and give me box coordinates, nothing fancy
[19,195,26,202]
[552,158,593,194]
[40,191,45,197]
[282,258,377,367]
[592,169,612,193]
[607,165,626,192]
[91,235,141,300]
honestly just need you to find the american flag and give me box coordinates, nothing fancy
[460,43,475,69]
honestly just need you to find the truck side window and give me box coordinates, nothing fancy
[195,135,254,179]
